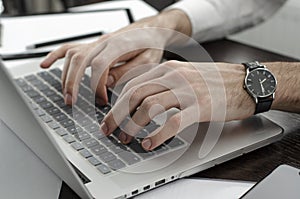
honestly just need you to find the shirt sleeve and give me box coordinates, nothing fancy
[166,0,287,42]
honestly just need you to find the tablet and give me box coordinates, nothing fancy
[240,164,300,199]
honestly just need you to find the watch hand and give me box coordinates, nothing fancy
[260,81,265,94]
[261,78,266,84]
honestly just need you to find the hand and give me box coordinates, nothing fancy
[40,10,191,106]
[100,61,255,150]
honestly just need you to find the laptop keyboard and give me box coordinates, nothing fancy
[15,68,185,175]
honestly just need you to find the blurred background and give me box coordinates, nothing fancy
[1,0,299,59]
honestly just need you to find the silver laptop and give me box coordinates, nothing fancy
[0,59,283,199]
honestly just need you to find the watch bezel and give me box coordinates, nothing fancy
[244,68,277,99]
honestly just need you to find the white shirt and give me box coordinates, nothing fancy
[167,0,287,42]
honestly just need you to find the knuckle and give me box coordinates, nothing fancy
[91,58,103,67]
[65,49,77,58]
[141,97,156,111]
[71,53,84,64]
[163,60,180,68]
[170,115,181,127]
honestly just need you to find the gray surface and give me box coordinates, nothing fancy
[0,119,61,199]
[241,165,300,199]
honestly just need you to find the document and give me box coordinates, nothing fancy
[0,9,131,53]
[136,178,254,199]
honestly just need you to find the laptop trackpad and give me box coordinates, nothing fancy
[0,119,62,199]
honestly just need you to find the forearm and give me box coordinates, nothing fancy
[266,62,300,112]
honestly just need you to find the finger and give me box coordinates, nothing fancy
[108,49,163,87]
[63,52,87,105]
[119,65,165,98]
[61,49,78,92]
[141,108,195,150]
[90,47,144,105]
[40,44,78,68]
[101,83,168,136]
[119,90,180,144]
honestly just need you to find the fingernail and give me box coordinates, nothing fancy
[100,122,108,135]
[107,75,114,87]
[64,93,72,105]
[142,139,152,150]
[119,132,127,143]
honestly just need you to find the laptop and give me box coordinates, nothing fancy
[0,59,283,199]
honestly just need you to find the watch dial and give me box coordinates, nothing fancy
[245,69,276,97]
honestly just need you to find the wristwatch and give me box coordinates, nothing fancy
[242,61,277,114]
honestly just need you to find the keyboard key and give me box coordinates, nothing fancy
[88,157,101,166]
[26,90,40,98]
[167,137,185,149]
[85,123,99,133]
[153,145,169,154]
[79,149,92,158]
[145,122,159,133]
[15,78,27,87]
[55,128,68,136]
[109,143,128,154]
[100,136,118,147]
[67,125,83,134]
[90,144,107,155]
[74,131,91,141]
[41,115,53,123]
[35,109,46,117]
[33,96,47,104]
[53,112,68,122]
[35,83,49,91]
[128,140,154,159]
[71,142,84,151]
[81,105,95,114]
[46,107,61,116]
[38,71,55,81]
[48,121,60,130]
[82,74,91,87]
[107,159,126,171]
[46,79,60,87]
[92,131,106,140]
[63,135,75,143]
[21,85,34,92]
[29,79,43,86]
[98,152,116,163]
[50,68,62,78]
[98,105,111,114]
[25,74,37,81]
[77,117,93,127]
[83,138,99,148]
[48,94,63,102]
[40,101,53,110]
[43,89,56,97]
[60,119,75,128]
[118,151,141,165]
[97,164,111,174]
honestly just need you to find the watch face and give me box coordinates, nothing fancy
[245,69,276,97]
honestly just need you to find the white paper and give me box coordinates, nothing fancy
[0,10,130,53]
[136,178,254,199]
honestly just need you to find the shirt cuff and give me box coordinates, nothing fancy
[166,0,223,42]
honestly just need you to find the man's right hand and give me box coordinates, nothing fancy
[40,9,192,106]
